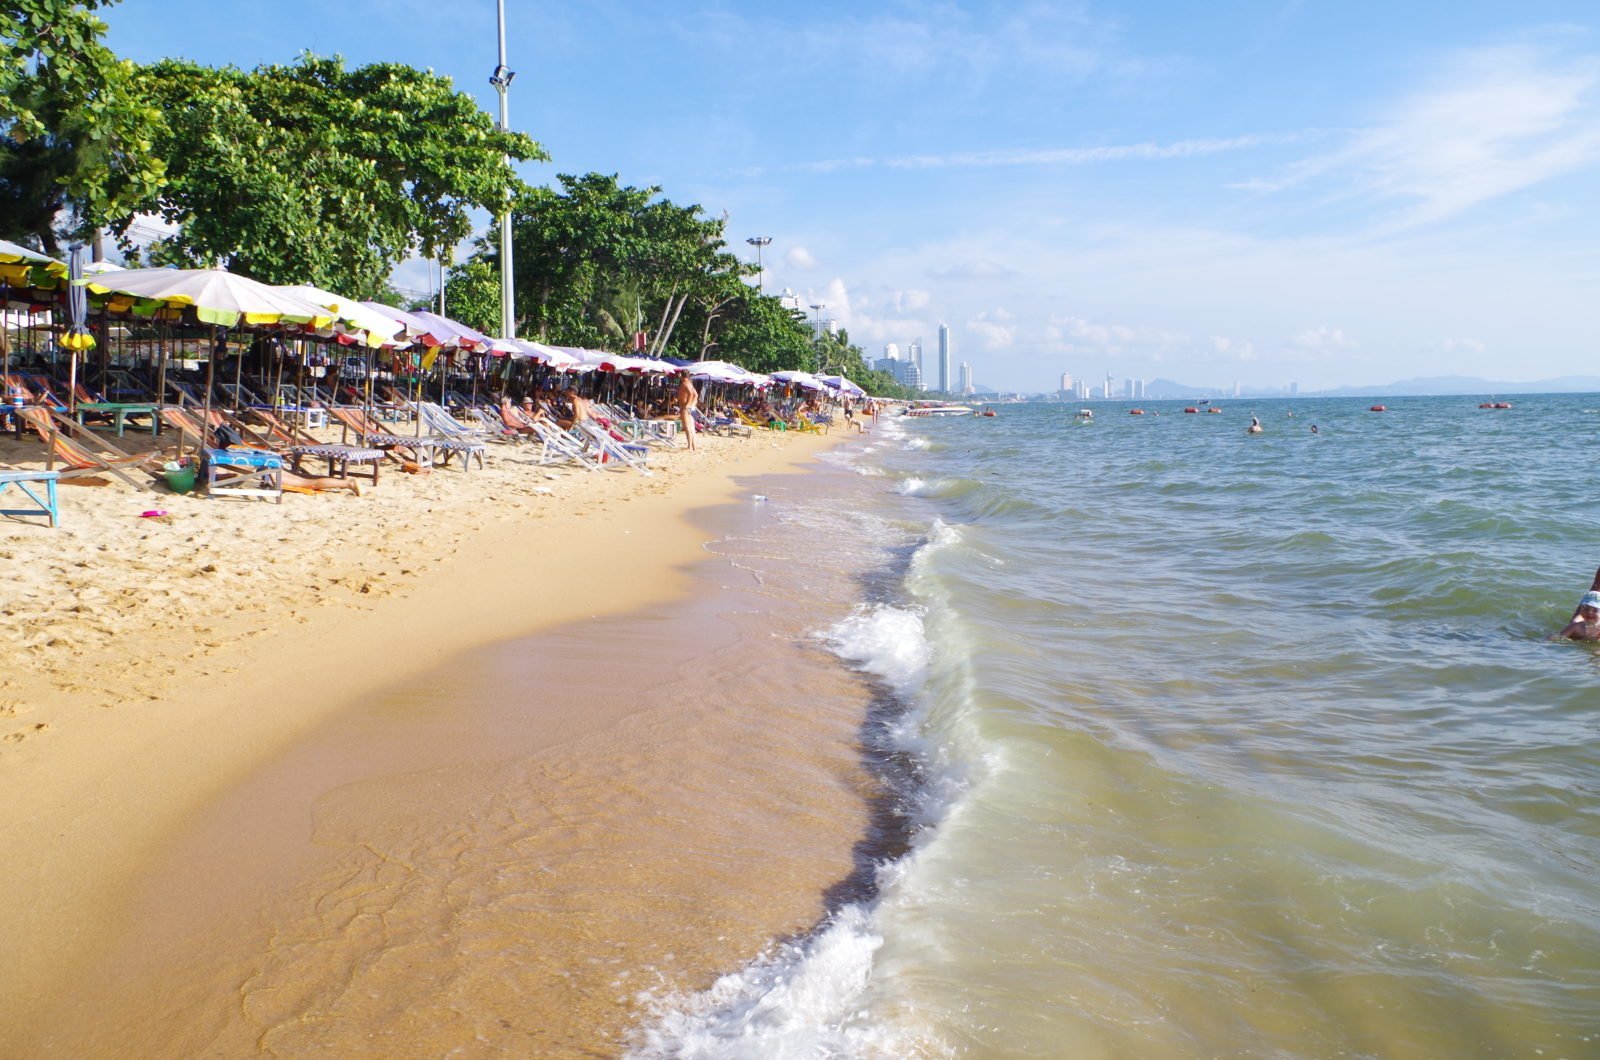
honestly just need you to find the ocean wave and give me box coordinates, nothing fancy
[630,524,978,1056]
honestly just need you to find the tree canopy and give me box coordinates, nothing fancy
[0,0,165,253]
[124,54,544,297]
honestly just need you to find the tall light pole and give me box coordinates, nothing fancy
[490,0,517,339]
[745,236,772,292]
[809,303,826,342]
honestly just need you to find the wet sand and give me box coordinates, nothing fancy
[5,439,890,1057]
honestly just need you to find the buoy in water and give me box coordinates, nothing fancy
[1369,405,1387,412]
[1129,408,1145,415]
[1183,407,1198,414]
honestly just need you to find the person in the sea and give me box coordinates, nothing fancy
[1247,416,1264,434]
[1310,424,1319,434]
[1554,571,1600,641]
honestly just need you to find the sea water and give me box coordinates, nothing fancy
[637,396,1600,1058]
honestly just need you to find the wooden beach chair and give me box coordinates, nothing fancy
[17,407,156,490]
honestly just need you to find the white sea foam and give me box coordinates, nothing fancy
[631,521,977,1057]
[896,476,927,496]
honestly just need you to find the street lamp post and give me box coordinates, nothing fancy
[745,236,772,291]
[490,0,517,339]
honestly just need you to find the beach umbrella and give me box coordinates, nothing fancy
[279,284,403,348]
[0,240,68,388]
[83,268,338,457]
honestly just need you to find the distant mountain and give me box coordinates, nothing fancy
[1128,375,1600,400]
[1310,375,1600,397]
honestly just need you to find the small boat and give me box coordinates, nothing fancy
[1369,405,1387,412]
[980,408,997,417]
[903,404,973,418]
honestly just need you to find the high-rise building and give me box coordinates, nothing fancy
[959,362,973,394]
[937,324,951,393]
[1059,372,1073,396]
[1125,378,1136,400]
[900,360,922,390]
[1289,382,1299,397]
[1233,380,1242,398]
[883,343,899,362]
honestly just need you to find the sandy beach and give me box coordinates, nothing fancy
[0,421,863,1055]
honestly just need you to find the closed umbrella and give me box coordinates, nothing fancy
[61,248,96,414]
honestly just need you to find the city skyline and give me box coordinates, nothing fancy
[101,2,1600,393]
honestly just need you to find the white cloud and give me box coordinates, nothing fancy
[935,260,1016,279]
[968,310,1017,350]
[1292,326,1356,351]
[1440,337,1487,354]
[1045,313,1185,351]
[784,245,818,269]
[801,134,1291,175]
[1240,43,1600,228]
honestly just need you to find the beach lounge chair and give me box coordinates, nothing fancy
[575,421,652,475]
[203,448,283,502]
[17,407,156,490]
[694,408,751,438]
[0,469,60,526]
[326,406,442,469]
[530,420,605,470]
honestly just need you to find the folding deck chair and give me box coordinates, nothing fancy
[18,407,156,490]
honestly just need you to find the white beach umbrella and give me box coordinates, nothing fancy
[279,284,404,347]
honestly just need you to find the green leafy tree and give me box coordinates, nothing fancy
[0,0,165,252]
[470,173,742,348]
[124,54,545,296]
[712,287,817,373]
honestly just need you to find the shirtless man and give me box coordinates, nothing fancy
[1555,569,1600,641]
[676,371,699,451]
[1247,416,1264,434]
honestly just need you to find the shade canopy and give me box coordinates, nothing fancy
[771,369,827,390]
[819,373,866,397]
[83,267,338,329]
[279,284,403,347]
[409,310,493,351]
[0,239,68,310]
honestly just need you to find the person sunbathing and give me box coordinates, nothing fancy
[499,395,541,435]
[281,469,362,496]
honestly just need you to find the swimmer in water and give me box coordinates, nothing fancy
[1555,569,1600,640]
[1247,416,1264,434]
[1310,424,1319,434]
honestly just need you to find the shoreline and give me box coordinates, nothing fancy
[0,426,850,1051]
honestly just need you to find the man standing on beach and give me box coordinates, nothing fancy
[676,371,698,451]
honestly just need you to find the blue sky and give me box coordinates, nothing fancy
[104,1,1600,391]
